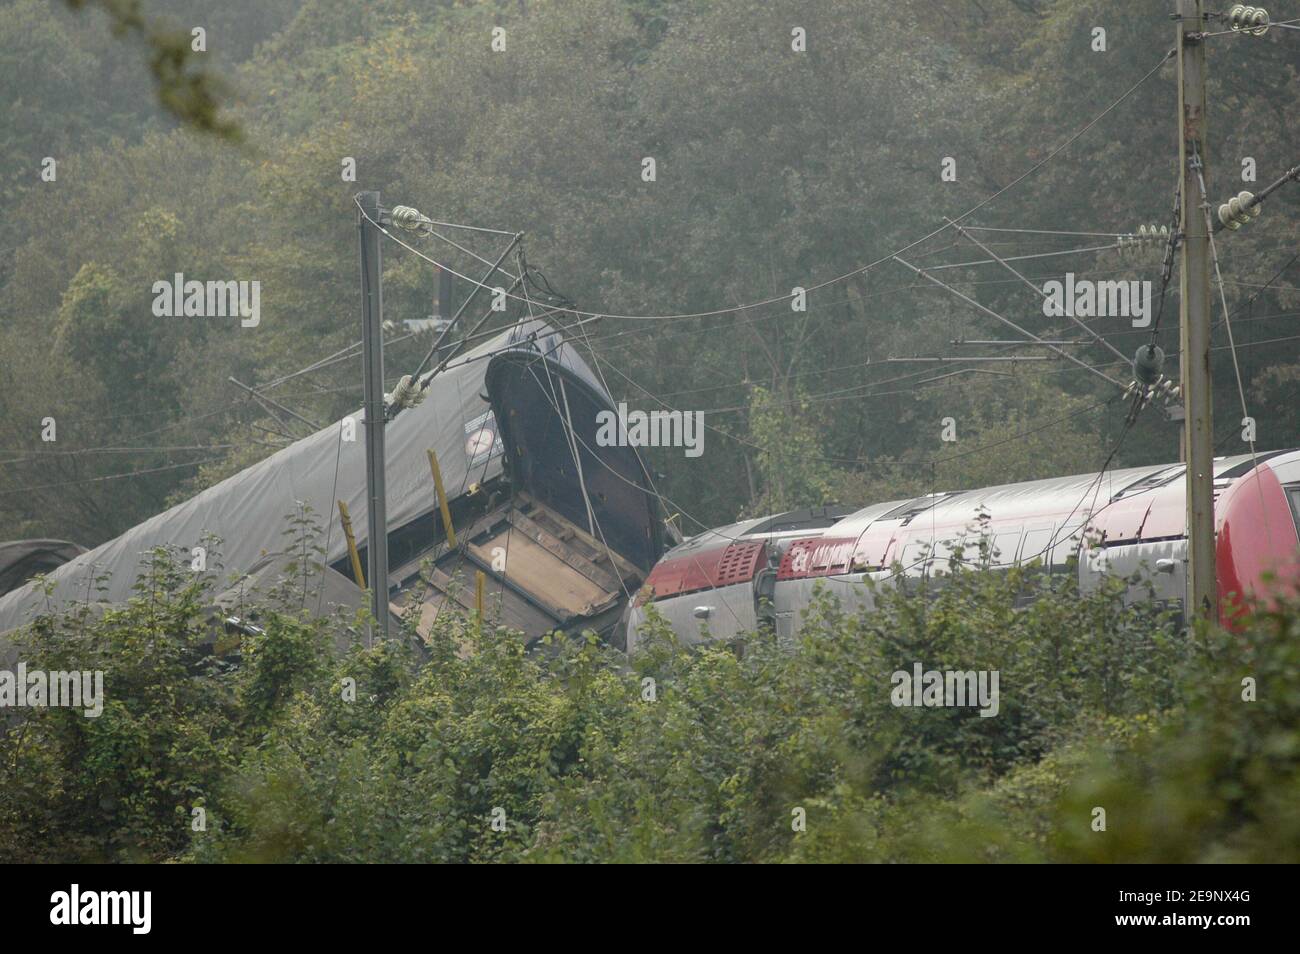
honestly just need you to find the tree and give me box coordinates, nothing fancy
[61,0,241,139]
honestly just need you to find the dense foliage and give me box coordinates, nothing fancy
[2,0,1298,545]
[2,0,1298,866]
[2,536,1296,863]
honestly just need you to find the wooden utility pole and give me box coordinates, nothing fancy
[357,191,391,642]
[1176,0,1216,620]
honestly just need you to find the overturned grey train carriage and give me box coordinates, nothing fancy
[0,319,667,650]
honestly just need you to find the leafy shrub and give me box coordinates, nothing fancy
[1,533,1296,863]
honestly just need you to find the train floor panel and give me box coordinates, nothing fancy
[392,493,642,643]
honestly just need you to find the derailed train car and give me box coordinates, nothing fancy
[0,319,666,647]
[625,449,1300,651]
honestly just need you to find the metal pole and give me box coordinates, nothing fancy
[1177,0,1216,620]
[429,272,525,379]
[948,220,1130,364]
[475,569,485,632]
[357,190,390,642]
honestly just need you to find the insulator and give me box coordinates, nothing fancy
[1218,190,1260,230]
[387,374,417,408]
[390,205,428,231]
[390,374,430,409]
[1138,224,1170,246]
[1133,344,1165,387]
[1228,5,1270,35]
[1118,225,1169,258]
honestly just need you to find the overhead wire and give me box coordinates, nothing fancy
[0,457,225,498]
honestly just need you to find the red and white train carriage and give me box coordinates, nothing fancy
[625,449,1300,650]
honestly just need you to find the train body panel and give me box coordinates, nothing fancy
[1214,458,1300,621]
[629,450,1300,649]
[626,579,759,646]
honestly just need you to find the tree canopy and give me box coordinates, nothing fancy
[2,0,1298,545]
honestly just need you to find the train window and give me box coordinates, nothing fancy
[990,530,1022,567]
[935,535,979,574]
[1020,528,1055,568]
[1017,526,1055,607]
[1285,484,1300,531]
[899,541,931,575]
[1049,526,1084,572]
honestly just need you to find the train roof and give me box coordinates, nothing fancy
[663,450,1299,562]
[874,451,1291,538]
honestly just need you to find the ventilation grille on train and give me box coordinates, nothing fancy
[716,540,766,586]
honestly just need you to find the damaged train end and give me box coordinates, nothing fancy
[385,345,667,647]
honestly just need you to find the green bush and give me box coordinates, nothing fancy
[1,539,1297,863]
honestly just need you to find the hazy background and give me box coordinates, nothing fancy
[2,0,1297,547]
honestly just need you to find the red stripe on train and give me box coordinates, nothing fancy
[776,537,857,580]
[639,539,766,603]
